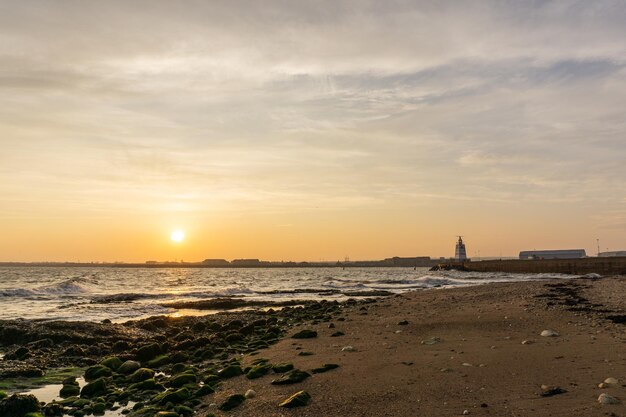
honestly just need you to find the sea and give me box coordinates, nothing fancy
[0,266,577,323]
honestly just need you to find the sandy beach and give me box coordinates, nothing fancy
[1,277,625,417]
[203,278,626,417]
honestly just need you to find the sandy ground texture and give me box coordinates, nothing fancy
[200,277,626,417]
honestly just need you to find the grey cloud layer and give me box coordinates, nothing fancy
[0,1,625,226]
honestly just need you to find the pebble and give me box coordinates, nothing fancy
[245,389,256,399]
[604,377,618,385]
[598,393,621,405]
[521,340,534,345]
[463,409,470,415]
[342,346,357,352]
[462,363,473,367]
[540,330,559,337]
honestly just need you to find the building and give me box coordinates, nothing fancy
[231,259,262,266]
[455,236,468,261]
[519,249,586,260]
[201,259,230,266]
[598,251,626,257]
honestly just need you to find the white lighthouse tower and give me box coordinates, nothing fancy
[455,236,468,261]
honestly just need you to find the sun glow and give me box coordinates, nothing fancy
[170,229,185,243]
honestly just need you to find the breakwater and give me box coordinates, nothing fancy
[461,257,626,275]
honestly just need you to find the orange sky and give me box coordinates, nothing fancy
[1,2,625,262]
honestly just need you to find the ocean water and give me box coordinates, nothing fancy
[0,266,575,322]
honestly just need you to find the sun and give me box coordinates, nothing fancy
[170,229,185,243]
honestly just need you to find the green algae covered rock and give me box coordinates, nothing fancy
[80,377,107,398]
[153,387,190,405]
[279,390,311,408]
[0,394,41,417]
[217,364,243,379]
[59,383,80,398]
[84,365,112,381]
[311,363,340,374]
[100,356,123,371]
[272,363,294,373]
[169,371,197,388]
[218,394,245,411]
[130,368,155,382]
[117,360,141,375]
[291,329,317,339]
[245,363,272,379]
[271,369,311,385]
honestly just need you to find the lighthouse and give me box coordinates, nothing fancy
[455,236,468,261]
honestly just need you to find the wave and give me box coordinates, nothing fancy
[0,278,89,298]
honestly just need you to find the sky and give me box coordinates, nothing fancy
[1,0,625,262]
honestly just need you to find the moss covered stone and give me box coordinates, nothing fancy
[135,343,162,362]
[291,329,317,339]
[218,394,245,411]
[245,363,272,379]
[278,390,311,408]
[217,364,243,379]
[0,394,41,417]
[271,369,311,385]
[80,377,108,398]
[169,372,197,388]
[60,383,80,398]
[129,368,155,383]
[117,360,141,375]
[146,354,170,368]
[311,363,340,374]
[153,387,190,405]
[100,356,123,371]
[84,365,112,381]
[272,363,294,373]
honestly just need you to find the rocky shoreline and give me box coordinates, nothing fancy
[0,298,368,416]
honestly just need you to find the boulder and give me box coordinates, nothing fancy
[117,360,141,375]
[80,377,108,398]
[218,394,245,411]
[0,394,41,417]
[279,391,311,408]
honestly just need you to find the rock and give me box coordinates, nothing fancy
[154,387,190,405]
[218,394,246,411]
[398,320,409,325]
[292,329,318,339]
[128,378,160,391]
[60,384,81,398]
[298,351,314,356]
[135,343,161,362]
[463,410,470,415]
[279,390,311,408]
[80,377,108,398]
[146,354,170,368]
[117,360,141,375]
[540,386,567,397]
[155,412,179,417]
[169,372,197,387]
[341,346,357,352]
[0,392,6,400]
[328,323,336,329]
[603,377,618,385]
[540,330,559,337]
[92,402,106,415]
[0,394,41,417]
[462,363,473,367]
[311,364,340,374]
[598,393,621,405]
[271,369,311,385]
[330,331,345,337]
[100,356,123,371]
[245,389,256,399]
[421,337,442,345]
[246,363,272,379]
[84,365,112,381]
[130,368,155,382]
[194,385,215,397]
[272,363,294,373]
[217,364,243,379]
[521,340,534,345]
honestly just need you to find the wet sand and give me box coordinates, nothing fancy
[204,277,626,416]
